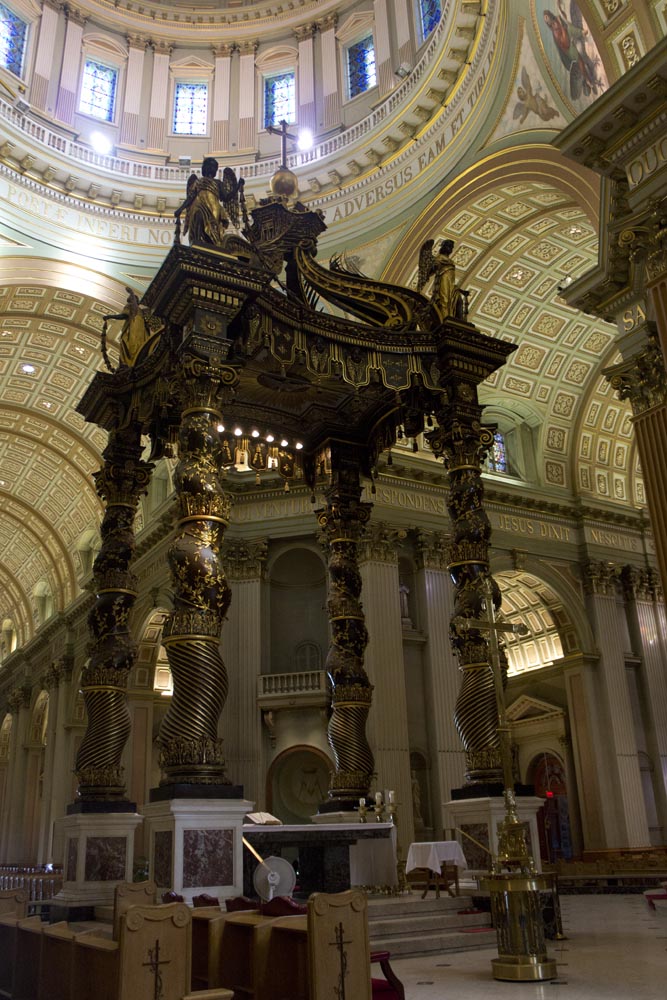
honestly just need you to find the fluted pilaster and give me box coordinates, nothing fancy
[2,685,31,862]
[220,539,267,803]
[358,522,413,846]
[415,530,466,828]
[583,561,649,847]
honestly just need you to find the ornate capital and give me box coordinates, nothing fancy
[64,5,87,26]
[415,529,449,571]
[317,13,337,31]
[151,40,173,56]
[223,539,268,579]
[94,446,153,508]
[621,564,653,602]
[357,522,405,564]
[212,42,236,58]
[7,684,31,714]
[43,663,62,690]
[126,34,149,50]
[583,560,619,597]
[294,23,315,42]
[648,567,663,603]
[604,328,667,414]
[239,40,259,56]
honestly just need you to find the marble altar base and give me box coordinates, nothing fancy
[51,810,143,915]
[445,796,544,872]
[242,822,397,896]
[143,798,253,904]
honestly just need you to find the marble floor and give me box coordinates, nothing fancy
[390,894,666,1000]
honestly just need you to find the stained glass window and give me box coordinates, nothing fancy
[419,0,442,38]
[173,82,208,135]
[79,60,117,122]
[0,2,27,77]
[264,72,295,129]
[347,35,376,99]
[486,432,508,474]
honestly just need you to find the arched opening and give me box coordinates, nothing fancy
[528,750,572,862]
[268,548,327,676]
[496,570,579,674]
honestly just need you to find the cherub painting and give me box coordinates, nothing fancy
[535,0,608,111]
[514,67,560,124]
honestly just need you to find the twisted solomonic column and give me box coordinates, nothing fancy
[157,361,237,786]
[76,426,152,801]
[427,397,504,786]
[317,449,374,806]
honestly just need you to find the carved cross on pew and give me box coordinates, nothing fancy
[329,920,352,1000]
[455,576,528,790]
[143,937,170,1000]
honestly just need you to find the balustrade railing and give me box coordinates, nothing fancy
[258,670,329,698]
[0,868,63,901]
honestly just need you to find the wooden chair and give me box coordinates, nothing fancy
[72,902,234,1000]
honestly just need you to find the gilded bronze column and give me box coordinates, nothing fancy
[76,427,152,800]
[317,445,374,806]
[157,357,238,785]
[428,395,503,786]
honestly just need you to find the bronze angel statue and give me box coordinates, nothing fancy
[175,157,244,246]
[417,238,463,320]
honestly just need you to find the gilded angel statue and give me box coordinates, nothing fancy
[417,238,462,320]
[175,157,244,246]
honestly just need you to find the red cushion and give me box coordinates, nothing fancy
[371,979,400,998]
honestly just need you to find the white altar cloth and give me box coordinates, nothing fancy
[405,840,467,875]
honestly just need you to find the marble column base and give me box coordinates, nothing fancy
[444,796,544,872]
[143,798,253,904]
[52,810,143,911]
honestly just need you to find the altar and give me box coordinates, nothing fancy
[241,823,397,896]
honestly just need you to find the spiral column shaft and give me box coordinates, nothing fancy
[317,444,374,804]
[157,360,237,785]
[76,426,152,801]
[428,389,504,786]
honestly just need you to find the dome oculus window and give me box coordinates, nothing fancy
[264,71,295,129]
[173,82,208,136]
[346,34,376,99]
[418,0,442,40]
[0,2,26,77]
[79,59,118,122]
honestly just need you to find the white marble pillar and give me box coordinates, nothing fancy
[119,36,147,147]
[414,530,465,836]
[392,0,414,68]
[49,662,77,863]
[295,25,316,133]
[237,42,257,152]
[31,0,61,111]
[211,44,233,153]
[147,43,172,151]
[219,540,267,807]
[358,525,413,848]
[373,0,394,95]
[622,566,667,841]
[55,8,86,124]
[583,561,649,847]
[1,687,32,863]
[319,15,340,130]
[37,665,61,862]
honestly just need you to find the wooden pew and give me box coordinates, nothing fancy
[70,902,234,1000]
[112,880,157,939]
[12,915,43,1000]
[39,921,79,1000]
[191,906,225,991]
[0,890,28,999]
[215,912,280,998]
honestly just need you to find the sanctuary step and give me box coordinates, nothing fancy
[367,892,495,958]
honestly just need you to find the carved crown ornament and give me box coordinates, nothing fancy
[603,326,667,415]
